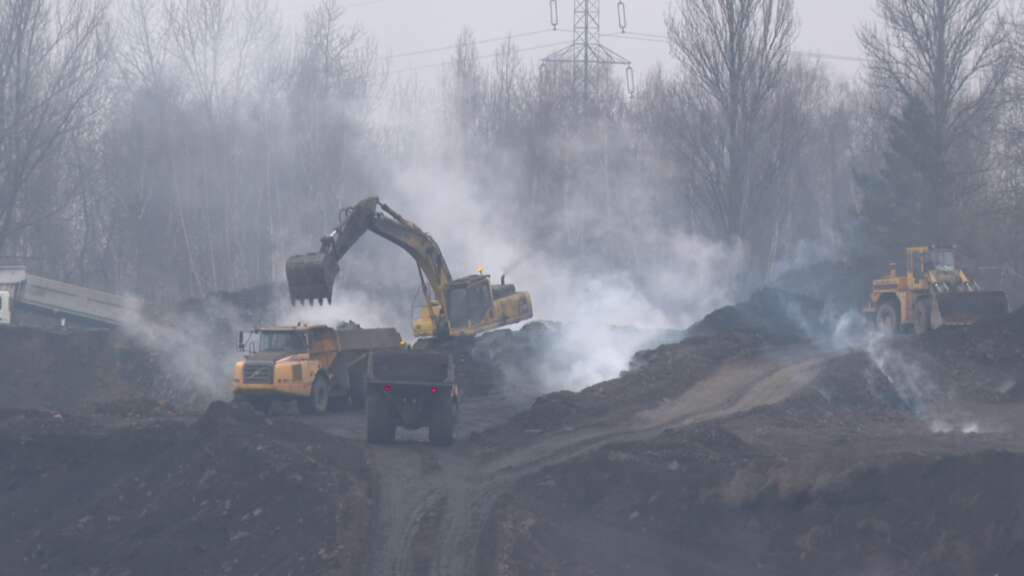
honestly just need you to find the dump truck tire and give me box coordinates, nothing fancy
[429,398,456,446]
[876,300,899,334]
[366,394,395,444]
[913,298,931,335]
[298,374,329,415]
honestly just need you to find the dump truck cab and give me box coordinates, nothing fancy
[867,246,1008,334]
[232,323,402,414]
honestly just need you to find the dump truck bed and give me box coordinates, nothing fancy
[366,349,453,386]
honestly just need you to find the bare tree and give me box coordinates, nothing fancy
[858,0,1014,242]
[0,0,109,258]
[666,0,797,270]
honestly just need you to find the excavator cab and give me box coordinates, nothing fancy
[446,276,495,330]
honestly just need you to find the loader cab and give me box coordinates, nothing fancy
[926,248,956,272]
[0,290,10,325]
[906,247,930,282]
[446,275,494,330]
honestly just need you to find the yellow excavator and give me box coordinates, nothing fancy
[285,197,533,339]
[866,246,1008,334]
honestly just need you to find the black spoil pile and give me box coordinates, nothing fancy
[0,326,206,416]
[484,422,1024,576]
[475,289,1024,576]
[0,402,371,576]
[906,306,1024,401]
[686,288,825,344]
[769,258,878,319]
[473,332,757,450]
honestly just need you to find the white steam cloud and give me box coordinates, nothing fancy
[831,311,986,435]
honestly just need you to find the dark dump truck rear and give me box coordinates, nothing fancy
[364,349,458,445]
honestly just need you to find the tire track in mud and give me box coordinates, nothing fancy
[310,346,835,575]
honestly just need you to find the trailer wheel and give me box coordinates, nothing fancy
[429,398,456,446]
[876,300,899,334]
[913,298,931,335]
[366,394,396,444]
[298,374,329,415]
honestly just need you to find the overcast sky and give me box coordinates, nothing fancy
[285,0,876,80]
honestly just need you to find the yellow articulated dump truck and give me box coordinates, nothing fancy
[232,323,402,415]
[866,246,1008,335]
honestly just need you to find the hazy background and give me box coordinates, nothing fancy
[1,0,1022,389]
[282,0,872,79]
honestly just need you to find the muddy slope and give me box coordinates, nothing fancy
[0,402,371,576]
[480,348,1024,576]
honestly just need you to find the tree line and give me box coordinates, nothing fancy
[1,0,1022,309]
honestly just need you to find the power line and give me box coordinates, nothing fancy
[388,29,556,60]
[607,32,868,64]
[388,40,569,75]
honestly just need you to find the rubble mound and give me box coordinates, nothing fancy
[687,288,825,344]
[745,351,913,430]
[484,421,1024,576]
[0,401,371,576]
[907,306,1024,401]
[476,333,756,446]
[0,325,209,415]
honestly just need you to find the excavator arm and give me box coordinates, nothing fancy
[286,196,533,339]
[285,197,452,313]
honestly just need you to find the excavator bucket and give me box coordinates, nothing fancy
[286,252,339,305]
[931,291,1009,328]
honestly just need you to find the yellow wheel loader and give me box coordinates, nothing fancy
[866,246,1008,335]
[285,197,533,340]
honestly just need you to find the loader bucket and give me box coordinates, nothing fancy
[285,252,339,305]
[932,291,1009,328]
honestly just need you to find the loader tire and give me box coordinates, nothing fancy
[298,374,329,415]
[913,298,931,335]
[429,398,456,446]
[876,301,899,334]
[366,394,396,444]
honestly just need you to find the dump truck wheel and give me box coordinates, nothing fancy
[366,394,395,444]
[429,398,456,446]
[876,301,899,334]
[913,298,931,335]
[298,374,329,415]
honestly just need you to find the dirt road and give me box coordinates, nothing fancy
[301,345,833,575]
